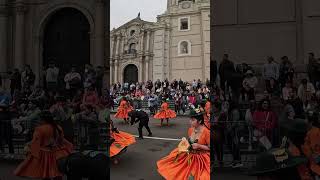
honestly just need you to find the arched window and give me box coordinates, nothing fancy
[129,43,136,54]
[178,40,191,56]
[130,30,135,36]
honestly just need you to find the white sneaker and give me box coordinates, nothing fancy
[232,162,244,168]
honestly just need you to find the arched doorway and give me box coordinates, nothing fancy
[43,7,90,84]
[123,64,138,84]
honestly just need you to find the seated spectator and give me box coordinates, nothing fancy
[241,70,258,102]
[252,99,278,151]
[226,101,243,168]
[74,104,99,149]
[28,85,46,106]
[82,87,99,107]
[12,101,41,140]
[50,96,73,123]
[282,81,293,101]
[245,100,256,151]
[288,88,305,119]
[298,79,316,110]
[0,88,11,106]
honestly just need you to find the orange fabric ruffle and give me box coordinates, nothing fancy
[114,100,133,119]
[157,127,210,180]
[303,127,320,176]
[14,124,73,178]
[157,149,210,180]
[154,102,176,119]
[110,131,136,157]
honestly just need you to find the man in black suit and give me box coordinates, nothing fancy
[128,105,152,139]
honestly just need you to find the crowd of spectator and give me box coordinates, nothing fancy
[210,52,320,169]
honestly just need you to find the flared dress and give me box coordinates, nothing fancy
[14,124,73,179]
[110,130,136,157]
[154,102,176,119]
[157,127,210,180]
[114,100,133,119]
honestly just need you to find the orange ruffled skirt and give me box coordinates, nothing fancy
[114,106,133,119]
[157,148,210,180]
[110,131,136,157]
[14,146,73,178]
[154,109,176,119]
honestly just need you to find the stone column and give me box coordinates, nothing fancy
[139,31,144,53]
[146,31,151,53]
[110,36,114,58]
[94,0,106,66]
[0,2,8,73]
[110,60,114,84]
[145,56,149,81]
[14,1,26,70]
[139,58,143,82]
[114,59,118,83]
[115,35,120,56]
[120,35,125,55]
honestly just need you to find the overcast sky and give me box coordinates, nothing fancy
[110,0,167,30]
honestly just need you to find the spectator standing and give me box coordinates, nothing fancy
[279,56,294,87]
[307,52,320,87]
[95,66,104,96]
[83,64,96,89]
[241,70,258,102]
[262,57,279,93]
[64,67,82,100]
[9,68,22,98]
[219,54,236,92]
[45,61,59,92]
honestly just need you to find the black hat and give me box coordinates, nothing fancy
[248,148,307,176]
[189,108,205,118]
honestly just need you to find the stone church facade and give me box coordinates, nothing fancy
[0,0,108,85]
[110,0,210,84]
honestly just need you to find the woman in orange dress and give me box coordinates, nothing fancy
[109,120,136,164]
[302,111,320,177]
[154,98,176,126]
[157,108,210,180]
[114,97,133,124]
[14,110,73,180]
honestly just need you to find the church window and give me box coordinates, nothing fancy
[130,30,135,36]
[129,43,136,54]
[179,17,190,31]
[178,40,191,56]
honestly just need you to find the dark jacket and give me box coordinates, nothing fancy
[0,108,12,140]
[129,110,149,125]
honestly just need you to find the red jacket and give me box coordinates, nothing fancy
[252,110,278,137]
